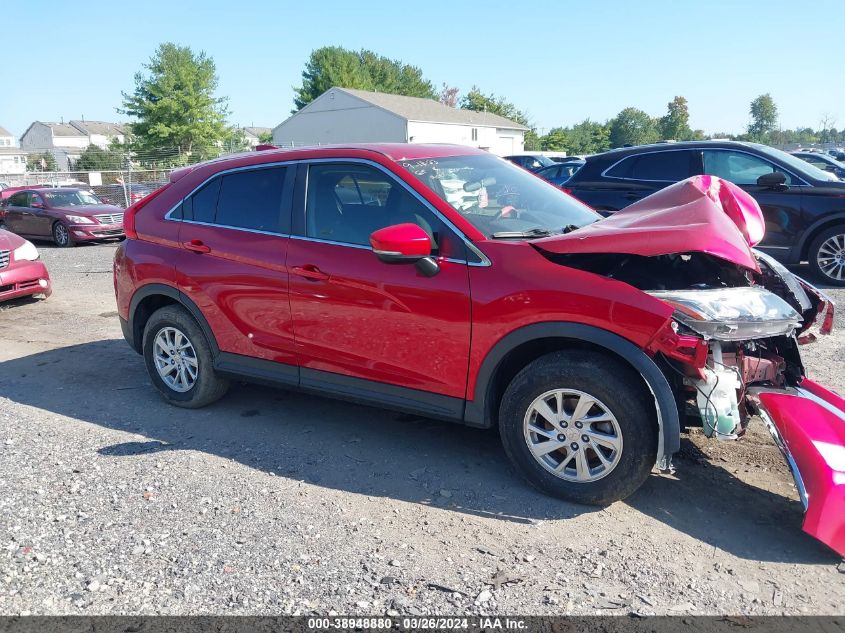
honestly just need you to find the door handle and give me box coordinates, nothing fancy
[292,265,329,281]
[183,239,211,254]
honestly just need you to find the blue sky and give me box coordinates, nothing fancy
[6,0,845,139]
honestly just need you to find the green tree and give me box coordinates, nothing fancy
[293,46,436,111]
[119,42,229,164]
[659,96,693,140]
[748,93,778,140]
[258,131,274,144]
[609,108,659,147]
[75,144,125,170]
[26,152,58,172]
[460,86,529,126]
[541,127,568,151]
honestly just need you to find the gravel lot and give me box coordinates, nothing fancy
[1,242,844,616]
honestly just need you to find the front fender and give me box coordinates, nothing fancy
[464,322,680,468]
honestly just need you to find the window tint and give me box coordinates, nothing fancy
[8,192,27,206]
[305,163,461,258]
[631,151,691,181]
[605,156,634,178]
[537,166,559,179]
[216,167,287,233]
[703,150,794,185]
[186,177,221,223]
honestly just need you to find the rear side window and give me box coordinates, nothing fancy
[631,151,692,181]
[185,178,221,224]
[216,167,287,233]
[605,151,692,181]
[8,192,27,206]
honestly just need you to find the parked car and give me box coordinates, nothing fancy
[503,153,557,172]
[792,150,845,179]
[0,188,124,247]
[535,159,586,187]
[92,182,161,208]
[563,140,845,285]
[0,229,51,302]
[113,143,843,555]
[827,148,845,161]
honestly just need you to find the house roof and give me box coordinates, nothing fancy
[41,122,86,137]
[243,126,272,137]
[0,147,25,155]
[69,120,126,136]
[0,126,12,137]
[329,88,529,130]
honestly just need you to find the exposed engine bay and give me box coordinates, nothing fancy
[532,175,843,555]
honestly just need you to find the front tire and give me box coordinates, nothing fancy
[52,222,74,248]
[142,305,229,408]
[808,225,845,286]
[499,350,657,505]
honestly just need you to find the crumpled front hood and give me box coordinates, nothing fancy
[534,176,763,272]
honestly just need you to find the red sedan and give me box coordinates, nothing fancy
[0,229,51,302]
[112,143,843,555]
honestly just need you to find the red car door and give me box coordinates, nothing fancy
[286,161,472,415]
[174,165,298,369]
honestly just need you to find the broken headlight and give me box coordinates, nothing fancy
[647,287,802,341]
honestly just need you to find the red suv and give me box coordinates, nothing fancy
[113,144,844,555]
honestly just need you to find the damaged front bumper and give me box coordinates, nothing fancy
[747,382,845,556]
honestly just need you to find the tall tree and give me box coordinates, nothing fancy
[609,108,659,147]
[659,96,692,140]
[119,43,229,163]
[747,93,778,140]
[460,87,539,149]
[293,46,436,110]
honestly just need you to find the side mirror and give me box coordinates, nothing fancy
[756,171,787,189]
[369,223,439,277]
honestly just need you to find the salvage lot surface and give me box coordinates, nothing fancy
[1,243,843,616]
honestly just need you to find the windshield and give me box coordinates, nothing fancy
[400,154,600,238]
[42,190,102,206]
[753,144,839,182]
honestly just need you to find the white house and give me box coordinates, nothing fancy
[20,120,127,170]
[0,126,26,177]
[272,88,527,156]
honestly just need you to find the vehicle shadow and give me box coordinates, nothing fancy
[0,339,836,564]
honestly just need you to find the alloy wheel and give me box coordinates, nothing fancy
[53,223,69,246]
[816,233,845,281]
[523,388,623,483]
[152,327,198,393]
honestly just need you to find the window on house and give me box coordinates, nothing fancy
[471,128,478,141]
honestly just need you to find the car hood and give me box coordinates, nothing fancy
[0,228,26,251]
[534,175,764,272]
[50,204,123,215]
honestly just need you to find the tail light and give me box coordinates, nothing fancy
[123,183,171,240]
[561,187,573,195]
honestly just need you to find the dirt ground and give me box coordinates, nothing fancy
[0,242,843,616]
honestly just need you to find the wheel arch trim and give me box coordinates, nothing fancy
[797,212,845,261]
[127,283,219,356]
[465,322,680,466]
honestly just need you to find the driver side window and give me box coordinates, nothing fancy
[703,150,793,186]
[304,163,464,259]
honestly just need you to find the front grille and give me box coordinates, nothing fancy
[93,229,124,237]
[94,213,124,225]
[0,250,9,269]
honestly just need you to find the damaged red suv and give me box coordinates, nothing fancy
[113,144,843,555]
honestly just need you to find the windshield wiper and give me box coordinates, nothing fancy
[491,227,554,239]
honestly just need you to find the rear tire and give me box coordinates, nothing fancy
[142,305,229,408]
[499,350,657,505]
[808,225,845,286]
[52,222,74,248]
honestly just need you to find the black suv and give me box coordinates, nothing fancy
[565,140,845,285]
